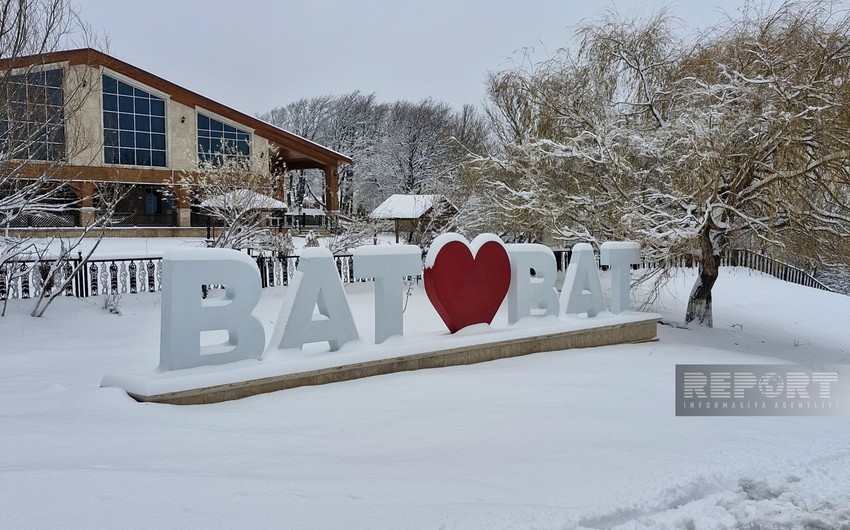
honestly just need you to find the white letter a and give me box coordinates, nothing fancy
[269,248,359,351]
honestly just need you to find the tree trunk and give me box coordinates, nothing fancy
[686,229,719,327]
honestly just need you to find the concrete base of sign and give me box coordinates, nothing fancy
[119,315,659,405]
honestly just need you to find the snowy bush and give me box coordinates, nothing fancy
[101,292,122,315]
[304,230,320,248]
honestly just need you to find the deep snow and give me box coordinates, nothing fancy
[1,263,849,529]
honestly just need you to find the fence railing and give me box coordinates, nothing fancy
[637,248,832,292]
[254,254,364,288]
[8,211,77,228]
[0,255,166,300]
[0,247,834,301]
[109,212,177,228]
[0,253,362,300]
[721,249,832,292]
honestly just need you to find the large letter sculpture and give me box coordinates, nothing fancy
[560,243,606,317]
[600,242,641,314]
[352,245,422,343]
[159,248,265,370]
[269,248,359,351]
[507,244,560,324]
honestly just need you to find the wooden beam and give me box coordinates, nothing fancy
[11,162,178,185]
[324,164,339,212]
[72,181,94,208]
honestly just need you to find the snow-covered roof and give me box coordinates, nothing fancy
[199,190,287,211]
[370,194,448,220]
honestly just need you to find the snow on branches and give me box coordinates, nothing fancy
[472,1,850,325]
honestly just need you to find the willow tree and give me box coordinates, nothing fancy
[471,1,850,326]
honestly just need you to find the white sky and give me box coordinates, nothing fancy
[74,0,746,115]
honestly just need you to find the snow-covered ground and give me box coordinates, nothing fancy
[1,263,849,529]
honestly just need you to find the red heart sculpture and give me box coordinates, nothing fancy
[424,235,511,333]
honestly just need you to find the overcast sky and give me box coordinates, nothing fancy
[74,1,746,116]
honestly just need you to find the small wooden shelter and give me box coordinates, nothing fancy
[370,194,456,243]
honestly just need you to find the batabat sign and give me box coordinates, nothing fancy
[158,234,641,371]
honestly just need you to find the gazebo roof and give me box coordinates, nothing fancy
[200,190,287,211]
[370,194,448,220]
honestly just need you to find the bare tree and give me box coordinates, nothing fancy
[0,1,103,231]
[29,182,123,317]
[0,1,124,317]
[176,144,285,250]
[260,92,390,214]
[261,93,489,217]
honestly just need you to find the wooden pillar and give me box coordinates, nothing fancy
[173,186,191,227]
[323,164,339,213]
[73,182,95,227]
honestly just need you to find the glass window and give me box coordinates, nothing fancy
[47,87,62,106]
[119,148,135,165]
[151,150,166,167]
[102,75,117,94]
[103,111,118,130]
[136,133,150,149]
[135,115,150,132]
[196,112,250,167]
[102,74,166,167]
[134,97,149,115]
[104,146,118,164]
[136,150,151,166]
[119,130,134,148]
[0,67,65,161]
[45,69,62,87]
[118,113,133,130]
[103,94,118,112]
[151,133,165,150]
[118,95,133,113]
[47,143,63,160]
[150,116,165,133]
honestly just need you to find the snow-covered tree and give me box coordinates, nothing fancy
[29,182,124,317]
[260,92,388,215]
[0,0,122,317]
[177,145,285,250]
[0,1,104,235]
[470,1,850,326]
[260,93,488,216]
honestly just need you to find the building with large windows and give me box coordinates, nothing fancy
[1,48,350,233]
